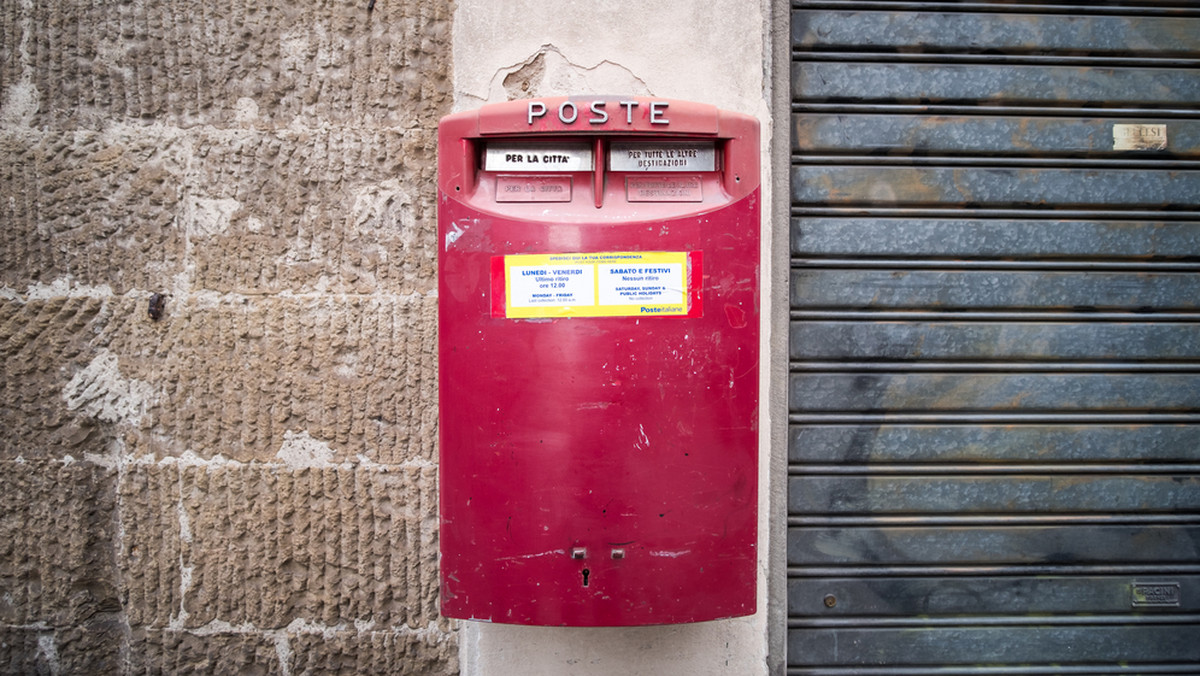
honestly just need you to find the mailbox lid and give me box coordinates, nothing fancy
[437,96,760,221]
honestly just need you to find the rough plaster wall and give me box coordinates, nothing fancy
[1,1,456,673]
[452,1,774,675]
[453,1,765,115]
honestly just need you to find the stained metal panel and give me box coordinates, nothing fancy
[788,626,1200,670]
[790,575,1200,616]
[789,424,1200,464]
[791,218,1200,259]
[789,525,1200,566]
[791,269,1200,309]
[790,475,1200,513]
[793,116,1200,157]
[787,1,1200,673]
[792,166,1200,208]
[793,11,1200,55]
[793,63,1200,106]
[790,373,1200,412]
[791,322,1200,360]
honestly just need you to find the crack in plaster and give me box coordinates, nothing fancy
[467,44,652,106]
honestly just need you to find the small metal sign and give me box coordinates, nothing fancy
[485,142,594,172]
[1113,124,1167,151]
[609,142,716,172]
[1131,581,1180,607]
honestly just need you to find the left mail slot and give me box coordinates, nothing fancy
[485,141,594,172]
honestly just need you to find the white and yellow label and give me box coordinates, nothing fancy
[1113,124,1168,151]
[503,251,692,319]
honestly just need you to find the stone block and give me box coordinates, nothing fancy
[4,0,452,130]
[181,127,437,297]
[180,464,440,630]
[128,628,281,676]
[0,298,118,460]
[105,294,438,464]
[0,129,187,293]
[0,460,119,626]
[288,629,457,676]
[119,462,184,629]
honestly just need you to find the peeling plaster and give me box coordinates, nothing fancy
[485,45,652,104]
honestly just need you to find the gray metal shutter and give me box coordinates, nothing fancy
[787,1,1200,673]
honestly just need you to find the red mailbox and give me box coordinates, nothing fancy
[438,96,759,626]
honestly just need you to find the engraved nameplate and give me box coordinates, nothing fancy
[1132,581,1181,608]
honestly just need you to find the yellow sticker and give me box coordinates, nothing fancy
[504,251,691,318]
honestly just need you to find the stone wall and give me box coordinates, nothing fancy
[0,0,456,673]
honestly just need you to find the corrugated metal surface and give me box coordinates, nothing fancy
[787,1,1200,673]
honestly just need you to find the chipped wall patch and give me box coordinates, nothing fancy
[1,81,40,126]
[351,179,414,233]
[276,430,336,469]
[488,45,651,103]
[62,349,155,425]
[234,97,259,124]
[185,196,241,237]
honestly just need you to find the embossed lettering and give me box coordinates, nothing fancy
[558,101,578,124]
[527,101,547,124]
[589,101,608,124]
[650,101,669,124]
[620,100,639,124]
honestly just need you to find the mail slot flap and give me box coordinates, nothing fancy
[484,141,595,172]
[609,141,718,172]
[483,141,720,173]
[477,96,721,136]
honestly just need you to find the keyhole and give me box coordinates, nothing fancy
[581,569,591,587]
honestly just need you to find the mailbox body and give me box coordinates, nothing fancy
[437,97,759,626]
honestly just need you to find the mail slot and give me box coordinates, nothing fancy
[437,96,759,626]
